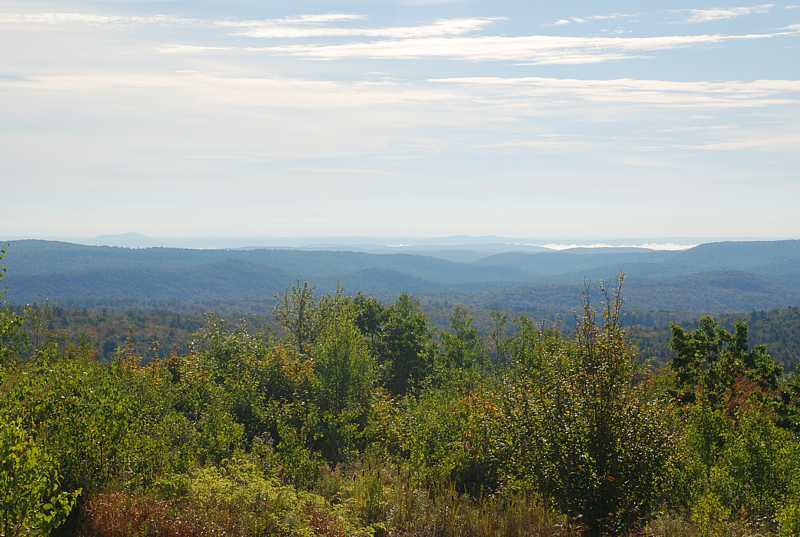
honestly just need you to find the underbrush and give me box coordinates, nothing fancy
[79,460,579,537]
[80,458,358,537]
[642,512,776,537]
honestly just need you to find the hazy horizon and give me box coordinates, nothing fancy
[4,231,798,253]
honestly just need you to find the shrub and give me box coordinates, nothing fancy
[0,417,80,537]
[777,499,800,537]
[310,302,378,463]
[691,491,731,537]
[675,402,800,530]
[83,457,359,537]
[501,281,676,536]
[396,380,502,497]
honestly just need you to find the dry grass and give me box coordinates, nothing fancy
[320,460,580,537]
[385,487,580,537]
[81,491,223,537]
[81,490,355,537]
[80,490,778,537]
[641,513,769,537]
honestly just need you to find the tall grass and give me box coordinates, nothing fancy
[325,462,580,537]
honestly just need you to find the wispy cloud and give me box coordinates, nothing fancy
[0,10,500,40]
[279,14,365,23]
[222,17,501,39]
[10,70,796,113]
[432,77,800,109]
[5,8,798,67]
[551,13,633,26]
[287,167,387,175]
[480,136,593,153]
[694,135,800,150]
[206,30,799,64]
[0,72,454,108]
[685,4,774,23]
[0,11,366,27]
[0,12,197,25]
[157,44,232,54]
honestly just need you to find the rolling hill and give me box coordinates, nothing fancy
[2,239,800,315]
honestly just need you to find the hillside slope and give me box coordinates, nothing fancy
[3,239,800,314]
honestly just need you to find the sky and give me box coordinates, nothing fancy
[1,0,799,240]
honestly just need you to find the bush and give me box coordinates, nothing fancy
[396,380,502,497]
[501,282,676,536]
[83,457,360,537]
[310,302,378,463]
[691,490,731,537]
[675,402,800,530]
[0,417,80,537]
[777,500,800,537]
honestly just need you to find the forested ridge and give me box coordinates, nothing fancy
[4,254,800,535]
[5,240,800,314]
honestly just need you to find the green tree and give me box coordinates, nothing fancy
[488,310,510,366]
[671,317,782,408]
[274,282,319,354]
[0,248,23,368]
[311,302,377,462]
[438,305,485,372]
[714,407,799,523]
[507,316,553,371]
[376,294,434,396]
[398,368,506,498]
[503,279,675,536]
[678,404,800,530]
[352,293,386,352]
[0,418,80,537]
[779,373,800,432]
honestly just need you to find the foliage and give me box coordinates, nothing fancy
[396,379,502,497]
[275,282,319,355]
[674,404,800,531]
[671,317,782,408]
[0,417,80,537]
[309,300,377,463]
[0,248,24,368]
[373,294,434,396]
[501,279,676,536]
[82,458,360,537]
[2,272,800,536]
[668,319,800,533]
[437,305,487,374]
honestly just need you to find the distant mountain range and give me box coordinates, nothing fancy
[13,233,729,257]
[2,239,800,316]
